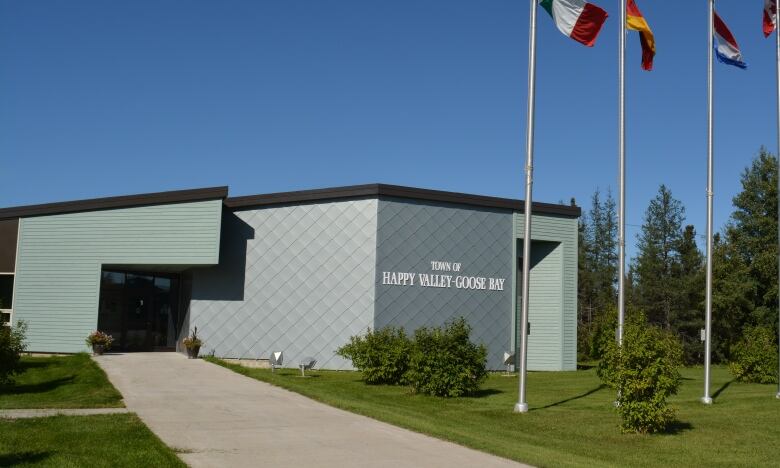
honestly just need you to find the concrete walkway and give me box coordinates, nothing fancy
[0,408,129,419]
[95,353,529,468]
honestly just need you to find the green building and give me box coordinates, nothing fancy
[0,184,579,370]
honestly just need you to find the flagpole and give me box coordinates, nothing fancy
[702,0,714,405]
[515,0,538,414]
[775,5,780,401]
[618,0,626,349]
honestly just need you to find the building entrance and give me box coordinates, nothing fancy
[98,270,181,351]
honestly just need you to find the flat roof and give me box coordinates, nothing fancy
[226,184,581,217]
[0,183,581,220]
[0,186,229,220]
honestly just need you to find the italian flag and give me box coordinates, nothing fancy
[540,0,609,47]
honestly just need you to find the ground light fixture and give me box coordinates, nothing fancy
[503,352,515,374]
[299,357,316,377]
[270,351,283,373]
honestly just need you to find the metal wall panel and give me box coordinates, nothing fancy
[189,199,378,370]
[374,198,513,370]
[13,200,222,353]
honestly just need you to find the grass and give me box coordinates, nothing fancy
[207,357,780,467]
[0,414,185,467]
[0,354,124,409]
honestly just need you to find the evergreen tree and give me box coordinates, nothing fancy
[577,188,618,359]
[674,225,705,363]
[724,148,778,328]
[593,189,618,308]
[578,210,595,324]
[711,148,778,360]
[633,185,685,330]
[712,233,755,361]
[586,188,618,314]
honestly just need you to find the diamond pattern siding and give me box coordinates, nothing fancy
[375,198,513,369]
[190,199,378,370]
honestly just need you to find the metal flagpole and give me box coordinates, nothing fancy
[702,0,715,405]
[515,0,538,414]
[618,0,626,348]
[775,2,780,400]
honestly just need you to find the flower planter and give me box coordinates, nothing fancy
[92,344,105,356]
[186,345,201,359]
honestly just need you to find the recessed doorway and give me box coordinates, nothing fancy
[98,269,181,352]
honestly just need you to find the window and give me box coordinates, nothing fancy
[0,274,13,326]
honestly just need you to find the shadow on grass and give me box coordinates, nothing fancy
[663,420,694,435]
[0,451,52,465]
[712,379,734,399]
[469,388,503,398]
[577,363,596,370]
[532,384,607,411]
[0,376,76,395]
[18,360,55,371]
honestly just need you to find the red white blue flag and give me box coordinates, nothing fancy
[764,0,777,37]
[714,11,747,69]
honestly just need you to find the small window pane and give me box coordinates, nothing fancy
[127,274,153,288]
[101,271,125,287]
[0,312,9,325]
[0,275,12,310]
[154,277,171,293]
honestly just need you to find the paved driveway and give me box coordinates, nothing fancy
[96,353,529,468]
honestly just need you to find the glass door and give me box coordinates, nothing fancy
[98,270,180,352]
[125,274,154,351]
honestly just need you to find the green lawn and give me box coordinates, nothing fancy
[0,354,123,409]
[208,358,780,467]
[0,414,185,467]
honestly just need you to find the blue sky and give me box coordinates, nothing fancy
[0,1,775,257]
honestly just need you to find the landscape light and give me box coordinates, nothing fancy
[503,352,515,374]
[299,357,316,377]
[270,351,283,373]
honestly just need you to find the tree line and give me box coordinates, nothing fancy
[578,148,778,365]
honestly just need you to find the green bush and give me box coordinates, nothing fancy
[583,306,646,361]
[598,318,683,434]
[336,326,411,385]
[729,326,779,384]
[0,320,28,386]
[588,308,618,360]
[403,318,487,397]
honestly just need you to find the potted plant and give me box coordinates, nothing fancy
[183,327,202,359]
[85,331,113,355]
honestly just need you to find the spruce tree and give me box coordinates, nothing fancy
[712,233,756,361]
[711,148,778,360]
[633,185,685,329]
[578,188,618,359]
[674,225,705,363]
[725,148,778,328]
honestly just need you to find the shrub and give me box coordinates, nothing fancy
[403,318,487,397]
[583,306,646,361]
[588,308,619,360]
[336,326,410,385]
[0,320,28,386]
[729,326,779,384]
[598,318,683,434]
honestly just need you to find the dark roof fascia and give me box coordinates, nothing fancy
[225,183,581,217]
[0,186,229,220]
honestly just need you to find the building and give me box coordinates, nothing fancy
[0,184,580,371]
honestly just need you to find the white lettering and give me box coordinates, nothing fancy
[381,262,504,292]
